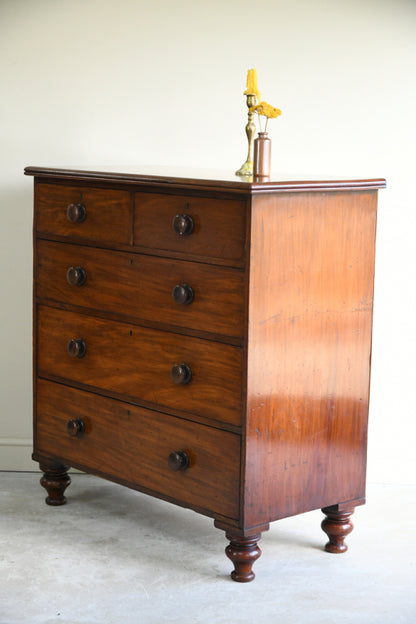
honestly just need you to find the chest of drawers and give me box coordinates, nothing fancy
[26,166,385,582]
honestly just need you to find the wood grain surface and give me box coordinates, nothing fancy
[36,379,240,519]
[243,190,378,525]
[36,183,132,245]
[37,305,243,427]
[36,239,245,339]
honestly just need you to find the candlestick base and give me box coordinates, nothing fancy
[235,160,253,177]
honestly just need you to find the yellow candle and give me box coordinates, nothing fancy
[244,68,260,100]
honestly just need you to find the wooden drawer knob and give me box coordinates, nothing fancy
[66,266,87,286]
[168,450,189,471]
[66,419,85,438]
[172,213,194,236]
[67,339,86,358]
[67,203,86,223]
[170,363,192,385]
[172,284,194,305]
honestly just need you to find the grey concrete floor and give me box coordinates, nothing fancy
[0,473,415,624]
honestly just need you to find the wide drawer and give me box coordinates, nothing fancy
[36,240,245,339]
[37,306,243,427]
[36,379,240,519]
[134,192,246,264]
[36,183,131,245]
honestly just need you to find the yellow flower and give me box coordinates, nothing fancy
[249,101,281,119]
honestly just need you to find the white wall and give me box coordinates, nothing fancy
[1,0,415,483]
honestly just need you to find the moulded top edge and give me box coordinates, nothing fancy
[24,166,387,193]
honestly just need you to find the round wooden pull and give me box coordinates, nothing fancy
[168,450,189,471]
[170,363,192,385]
[66,419,85,438]
[172,284,194,305]
[66,266,87,286]
[67,339,86,358]
[67,203,86,223]
[172,213,194,236]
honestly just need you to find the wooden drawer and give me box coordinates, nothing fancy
[134,192,246,264]
[36,380,240,519]
[36,183,131,245]
[36,240,245,339]
[37,306,243,427]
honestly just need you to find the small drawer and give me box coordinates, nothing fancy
[134,192,246,264]
[37,306,243,427]
[36,240,245,339]
[36,183,131,245]
[36,379,240,519]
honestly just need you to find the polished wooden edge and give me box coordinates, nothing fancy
[24,166,386,193]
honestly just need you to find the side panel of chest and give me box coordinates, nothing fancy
[243,190,378,526]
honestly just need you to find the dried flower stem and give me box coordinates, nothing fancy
[257,113,263,133]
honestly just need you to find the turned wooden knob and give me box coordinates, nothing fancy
[170,363,192,385]
[172,284,194,305]
[67,339,86,358]
[67,203,86,223]
[66,266,87,286]
[172,213,194,236]
[66,418,85,437]
[168,450,189,471]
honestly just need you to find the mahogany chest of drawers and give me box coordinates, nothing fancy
[25,166,385,581]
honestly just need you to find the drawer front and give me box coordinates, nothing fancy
[37,306,243,426]
[134,192,246,263]
[36,240,245,339]
[36,184,131,245]
[36,380,240,519]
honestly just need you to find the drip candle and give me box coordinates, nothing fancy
[244,68,258,95]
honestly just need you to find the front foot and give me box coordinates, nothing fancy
[321,506,354,553]
[39,462,71,506]
[225,532,262,582]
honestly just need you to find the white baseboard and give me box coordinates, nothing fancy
[0,438,84,473]
[0,438,37,471]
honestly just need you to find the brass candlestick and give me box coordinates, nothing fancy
[236,93,257,177]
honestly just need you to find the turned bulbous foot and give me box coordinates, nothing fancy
[225,532,262,582]
[321,506,354,553]
[39,463,71,506]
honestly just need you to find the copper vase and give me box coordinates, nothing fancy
[253,132,271,178]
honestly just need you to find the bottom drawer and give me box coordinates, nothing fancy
[36,379,240,519]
